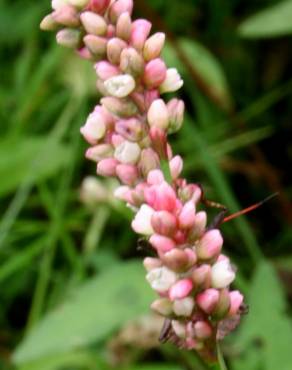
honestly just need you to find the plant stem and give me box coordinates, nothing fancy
[216,343,228,370]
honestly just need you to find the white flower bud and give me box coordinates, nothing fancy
[211,260,235,289]
[173,297,195,317]
[132,204,155,235]
[160,68,184,94]
[80,112,106,143]
[146,266,177,293]
[52,0,68,9]
[104,74,136,98]
[114,141,141,164]
[171,320,186,339]
[147,99,169,130]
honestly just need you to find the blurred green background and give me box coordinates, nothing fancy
[0,0,292,369]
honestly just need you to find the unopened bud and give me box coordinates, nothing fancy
[104,74,136,98]
[95,61,119,80]
[143,32,165,61]
[101,97,138,117]
[56,28,81,48]
[172,320,186,339]
[40,14,58,31]
[80,176,108,204]
[116,12,132,41]
[178,201,196,230]
[143,59,167,89]
[192,264,211,288]
[196,229,223,260]
[132,204,154,235]
[146,266,177,293]
[69,0,89,8]
[228,291,244,316]
[169,155,183,180]
[52,5,79,27]
[169,279,193,301]
[149,234,176,254]
[109,0,133,23]
[107,37,127,65]
[116,164,139,185]
[80,11,107,36]
[196,288,220,314]
[84,35,107,56]
[179,184,202,204]
[189,211,207,241]
[162,249,190,272]
[130,19,152,51]
[167,98,185,133]
[80,111,106,144]
[114,140,140,164]
[149,127,168,159]
[213,289,230,319]
[151,298,173,316]
[120,47,145,77]
[139,148,160,177]
[88,0,111,14]
[211,260,235,289]
[193,321,213,340]
[173,297,195,317]
[160,68,184,94]
[116,118,144,142]
[97,158,118,177]
[52,0,68,10]
[147,99,169,130]
[151,210,177,236]
[143,257,162,272]
[86,144,113,162]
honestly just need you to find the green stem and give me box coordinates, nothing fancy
[216,343,228,370]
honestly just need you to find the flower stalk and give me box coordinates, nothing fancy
[40,0,245,363]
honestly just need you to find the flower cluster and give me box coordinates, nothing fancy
[41,0,244,362]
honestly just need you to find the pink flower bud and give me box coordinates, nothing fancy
[193,321,213,340]
[52,5,79,27]
[147,99,169,130]
[107,37,127,65]
[109,0,133,23]
[143,59,167,89]
[196,229,223,260]
[130,19,152,51]
[80,111,107,144]
[144,89,160,109]
[151,211,177,236]
[196,288,220,314]
[167,98,185,133]
[151,298,173,316]
[160,68,184,94]
[116,12,132,41]
[97,158,118,177]
[149,127,168,159]
[145,182,177,212]
[83,35,107,56]
[172,320,186,339]
[173,297,195,317]
[104,74,136,98]
[178,201,196,229]
[95,61,119,80]
[114,140,141,164]
[116,164,139,185]
[211,260,235,289]
[88,0,111,14]
[114,185,133,203]
[189,211,207,241]
[143,257,162,272]
[179,184,202,204]
[40,14,59,31]
[101,97,138,117]
[162,249,190,272]
[147,169,164,185]
[143,32,165,61]
[120,47,145,77]
[228,291,244,316]
[192,264,211,288]
[111,134,125,148]
[149,234,176,254]
[146,266,177,293]
[169,155,183,180]
[132,204,154,235]
[56,28,81,48]
[80,12,107,36]
[115,118,144,142]
[139,148,160,177]
[85,144,113,162]
[169,279,193,301]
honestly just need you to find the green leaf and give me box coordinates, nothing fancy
[0,137,70,197]
[13,261,154,365]
[239,0,292,38]
[233,261,292,370]
[162,39,231,110]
